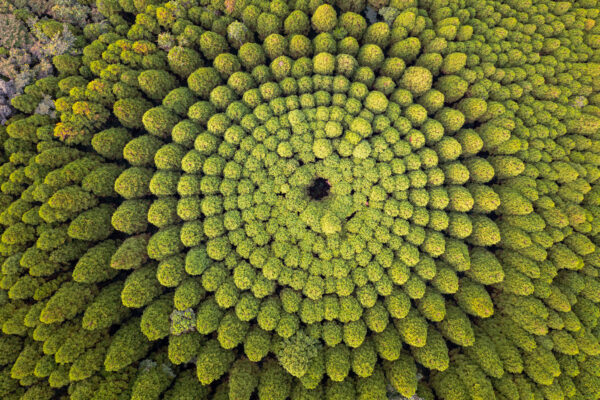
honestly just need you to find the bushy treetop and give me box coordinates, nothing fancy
[1,0,600,399]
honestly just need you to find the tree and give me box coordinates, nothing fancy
[67,204,114,241]
[113,98,152,129]
[351,338,377,378]
[163,370,211,400]
[217,311,249,349]
[275,331,319,378]
[130,356,176,400]
[121,265,163,308]
[112,199,151,234]
[229,358,259,400]
[411,326,449,372]
[110,235,149,270]
[196,339,234,385]
[326,344,351,382]
[168,332,202,365]
[384,351,417,398]
[394,308,428,347]
[140,295,172,341]
[72,240,118,283]
[257,359,292,400]
[40,282,95,324]
[91,128,132,160]
[104,318,151,372]
[454,278,495,318]
[437,305,475,347]
[69,338,109,381]
[137,70,178,100]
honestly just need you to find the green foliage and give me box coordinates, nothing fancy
[1,0,600,398]
[67,204,114,241]
[143,106,180,138]
[110,234,149,270]
[91,128,132,160]
[114,167,153,199]
[196,339,234,385]
[258,359,292,400]
[81,164,124,197]
[384,352,417,398]
[72,240,118,283]
[82,282,130,330]
[104,318,151,372]
[123,135,163,166]
[229,358,260,400]
[188,67,221,98]
[113,98,152,129]
[438,305,475,347]
[130,357,175,400]
[137,70,178,100]
[163,87,197,116]
[276,331,320,378]
[400,66,433,96]
[121,264,163,308]
[40,282,95,324]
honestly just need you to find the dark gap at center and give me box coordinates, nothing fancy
[308,177,330,200]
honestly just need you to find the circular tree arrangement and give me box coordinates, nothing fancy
[1,0,600,399]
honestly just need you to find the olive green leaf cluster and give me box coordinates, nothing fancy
[0,0,600,399]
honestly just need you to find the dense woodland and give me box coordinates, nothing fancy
[1,0,600,399]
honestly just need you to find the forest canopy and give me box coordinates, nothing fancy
[1,0,600,399]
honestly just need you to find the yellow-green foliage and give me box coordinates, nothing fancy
[0,0,600,399]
